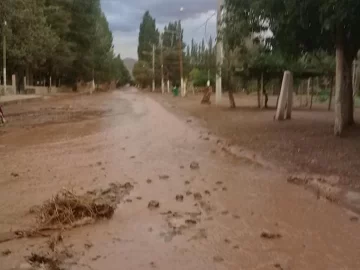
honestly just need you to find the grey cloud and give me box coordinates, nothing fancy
[101,0,216,32]
[102,0,217,58]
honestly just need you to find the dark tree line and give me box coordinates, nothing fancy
[0,0,131,91]
[224,0,360,135]
[134,11,216,88]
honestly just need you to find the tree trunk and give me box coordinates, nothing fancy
[264,90,269,108]
[328,76,334,111]
[310,78,314,109]
[257,77,261,108]
[260,72,264,108]
[228,88,236,108]
[347,72,355,126]
[306,78,311,107]
[334,34,355,135]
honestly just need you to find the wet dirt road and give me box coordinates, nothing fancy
[0,88,359,270]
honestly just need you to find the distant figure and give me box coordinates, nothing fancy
[0,105,6,124]
[172,85,179,97]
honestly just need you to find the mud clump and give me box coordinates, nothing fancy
[148,200,160,209]
[213,255,224,263]
[190,161,200,170]
[350,216,359,222]
[287,176,309,186]
[11,172,19,177]
[193,192,202,200]
[2,249,11,256]
[34,182,133,230]
[185,219,197,225]
[274,263,285,270]
[261,231,282,239]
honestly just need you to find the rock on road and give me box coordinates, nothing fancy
[0,88,359,270]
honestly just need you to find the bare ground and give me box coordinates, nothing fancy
[152,92,360,190]
[0,89,359,270]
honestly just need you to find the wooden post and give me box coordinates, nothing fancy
[275,71,291,121]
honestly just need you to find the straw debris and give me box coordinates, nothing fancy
[34,182,134,230]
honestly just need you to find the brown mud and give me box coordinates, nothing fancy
[0,89,359,270]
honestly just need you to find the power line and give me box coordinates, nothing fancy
[190,12,216,35]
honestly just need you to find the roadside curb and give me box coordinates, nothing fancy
[0,90,101,106]
[0,96,45,106]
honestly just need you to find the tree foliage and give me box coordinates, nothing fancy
[137,11,159,63]
[0,0,130,90]
[224,0,360,135]
[133,61,152,88]
[162,21,185,85]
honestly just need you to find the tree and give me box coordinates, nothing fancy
[43,0,73,85]
[112,54,131,86]
[133,61,152,88]
[225,0,360,135]
[68,0,101,82]
[0,0,58,91]
[185,37,216,87]
[162,21,185,85]
[0,0,131,90]
[137,11,159,64]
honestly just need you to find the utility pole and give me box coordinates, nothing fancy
[2,20,7,95]
[178,24,184,96]
[91,68,95,94]
[160,35,164,94]
[216,0,223,105]
[152,44,155,92]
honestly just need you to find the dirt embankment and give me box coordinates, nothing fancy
[152,93,360,188]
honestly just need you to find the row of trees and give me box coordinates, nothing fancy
[133,3,360,135]
[0,0,130,92]
[133,11,216,89]
[224,0,360,135]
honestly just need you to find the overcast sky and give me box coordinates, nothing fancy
[101,0,217,59]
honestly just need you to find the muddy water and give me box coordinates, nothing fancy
[0,89,359,270]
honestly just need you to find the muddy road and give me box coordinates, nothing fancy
[0,88,359,270]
